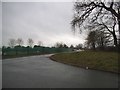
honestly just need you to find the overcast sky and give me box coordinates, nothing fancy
[0,2,2,47]
[2,2,87,47]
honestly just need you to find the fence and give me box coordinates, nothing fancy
[2,46,72,56]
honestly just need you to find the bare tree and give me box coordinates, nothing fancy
[64,44,68,48]
[28,38,34,47]
[16,38,24,46]
[70,45,74,49]
[86,31,97,50]
[55,42,63,48]
[86,30,111,50]
[96,31,112,48]
[8,39,16,48]
[75,43,83,49]
[71,1,120,46]
[87,13,118,47]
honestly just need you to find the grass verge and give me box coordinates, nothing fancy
[50,51,119,73]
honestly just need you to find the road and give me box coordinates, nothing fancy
[0,55,2,89]
[2,54,118,88]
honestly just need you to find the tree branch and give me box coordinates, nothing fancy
[100,2,119,19]
[110,2,114,8]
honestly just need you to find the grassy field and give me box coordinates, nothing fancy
[50,51,119,73]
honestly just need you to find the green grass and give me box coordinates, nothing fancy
[50,51,119,73]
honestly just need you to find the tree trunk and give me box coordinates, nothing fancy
[113,33,118,47]
[118,20,120,52]
[112,33,118,52]
[92,42,96,50]
[101,37,104,48]
[118,21,120,46]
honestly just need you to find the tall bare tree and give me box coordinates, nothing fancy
[86,30,112,50]
[55,42,63,48]
[8,39,16,48]
[87,13,118,47]
[16,38,24,46]
[75,43,83,49]
[70,45,74,49]
[86,31,97,49]
[28,38,34,47]
[71,0,120,47]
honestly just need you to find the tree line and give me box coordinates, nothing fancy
[2,38,84,56]
[3,38,84,49]
[7,38,41,48]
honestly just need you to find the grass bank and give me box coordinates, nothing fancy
[50,51,119,73]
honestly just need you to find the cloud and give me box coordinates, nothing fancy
[2,2,86,47]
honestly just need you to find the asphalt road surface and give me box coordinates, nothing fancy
[0,55,2,89]
[2,54,118,88]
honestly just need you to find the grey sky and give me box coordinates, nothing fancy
[2,2,86,47]
[0,1,2,47]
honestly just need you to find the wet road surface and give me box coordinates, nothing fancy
[2,54,118,88]
[0,55,2,89]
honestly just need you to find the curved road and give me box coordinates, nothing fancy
[3,54,118,88]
